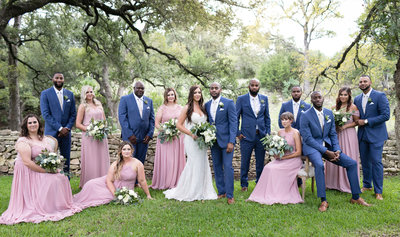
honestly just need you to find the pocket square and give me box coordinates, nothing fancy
[327,119,331,123]
[66,99,71,102]
[369,102,374,105]
[301,110,305,113]
[219,108,224,111]
[147,106,150,109]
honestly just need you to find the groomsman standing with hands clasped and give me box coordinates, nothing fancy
[236,79,270,191]
[354,75,390,200]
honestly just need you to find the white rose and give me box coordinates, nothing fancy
[56,159,61,164]
[165,129,171,135]
[128,190,135,196]
[51,159,56,164]
[118,195,123,200]
[342,117,347,123]
[49,152,57,156]
[123,195,130,203]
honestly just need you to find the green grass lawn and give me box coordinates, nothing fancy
[0,175,399,236]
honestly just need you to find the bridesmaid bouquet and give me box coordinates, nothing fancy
[35,149,63,173]
[261,134,293,158]
[86,118,110,141]
[158,119,180,144]
[113,187,141,205]
[332,109,354,127]
[190,122,217,149]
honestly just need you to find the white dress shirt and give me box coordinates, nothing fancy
[210,96,221,121]
[134,94,144,118]
[314,107,324,131]
[292,100,300,122]
[362,89,373,114]
[54,86,63,111]
[250,94,260,117]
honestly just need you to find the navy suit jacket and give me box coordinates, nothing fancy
[40,88,76,137]
[300,107,340,156]
[278,100,311,129]
[236,93,270,142]
[205,97,237,148]
[354,89,390,144]
[118,94,155,141]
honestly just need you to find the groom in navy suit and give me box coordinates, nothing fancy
[40,73,76,175]
[354,75,390,200]
[300,91,370,212]
[236,79,270,191]
[278,86,311,130]
[118,81,155,164]
[205,82,237,204]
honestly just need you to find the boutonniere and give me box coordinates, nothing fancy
[63,95,68,100]
[219,102,224,108]
[367,98,373,104]
[325,115,329,121]
[260,99,265,104]
[300,104,305,109]
[144,100,148,105]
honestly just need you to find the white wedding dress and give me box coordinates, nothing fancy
[164,113,217,201]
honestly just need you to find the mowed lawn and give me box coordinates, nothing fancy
[0,175,399,236]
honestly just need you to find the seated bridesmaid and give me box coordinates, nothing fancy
[73,141,152,209]
[247,112,303,205]
[0,114,81,225]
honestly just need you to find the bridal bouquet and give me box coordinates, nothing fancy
[157,119,180,144]
[332,109,353,127]
[35,149,63,173]
[190,122,217,149]
[86,118,110,141]
[261,134,293,158]
[113,187,141,205]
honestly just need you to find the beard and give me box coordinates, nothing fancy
[360,84,371,92]
[53,81,64,89]
[249,89,259,96]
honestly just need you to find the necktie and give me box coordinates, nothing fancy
[211,100,217,121]
[362,94,368,114]
[318,112,324,131]
[57,91,63,111]
[294,103,299,122]
[137,98,143,118]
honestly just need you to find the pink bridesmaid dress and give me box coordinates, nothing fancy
[73,161,137,209]
[80,107,110,188]
[247,130,303,205]
[150,104,186,189]
[0,137,81,225]
[325,110,360,193]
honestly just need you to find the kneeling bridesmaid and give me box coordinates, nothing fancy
[73,141,152,209]
[247,112,303,205]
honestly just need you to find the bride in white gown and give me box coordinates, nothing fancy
[164,86,217,201]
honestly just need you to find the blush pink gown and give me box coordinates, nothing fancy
[325,110,360,193]
[73,161,137,209]
[0,137,81,225]
[247,130,303,205]
[150,104,186,189]
[80,107,110,188]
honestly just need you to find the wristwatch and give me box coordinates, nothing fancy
[365,119,368,124]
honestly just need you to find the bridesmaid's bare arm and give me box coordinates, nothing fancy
[155,106,164,129]
[106,162,117,195]
[344,104,359,129]
[176,105,197,139]
[17,142,46,173]
[75,104,87,132]
[281,130,302,160]
[135,160,152,199]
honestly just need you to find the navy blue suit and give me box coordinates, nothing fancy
[40,87,76,174]
[118,94,155,164]
[354,89,390,194]
[205,97,237,199]
[278,100,311,129]
[236,93,270,187]
[300,107,361,198]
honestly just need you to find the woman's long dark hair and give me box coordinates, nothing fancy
[20,114,44,140]
[114,141,134,180]
[335,87,352,112]
[186,85,207,123]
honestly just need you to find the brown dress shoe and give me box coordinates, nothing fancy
[350,197,371,206]
[361,187,373,193]
[375,194,383,200]
[318,201,329,212]
[227,198,235,204]
[218,194,226,199]
[241,187,248,192]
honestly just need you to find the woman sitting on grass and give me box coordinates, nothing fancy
[73,141,152,209]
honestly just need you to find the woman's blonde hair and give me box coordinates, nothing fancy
[114,141,134,180]
[80,85,103,110]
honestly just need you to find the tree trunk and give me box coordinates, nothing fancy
[8,16,21,131]
[393,56,400,157]
[95,62,117,119]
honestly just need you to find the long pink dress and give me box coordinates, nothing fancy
[150,104,186,189]
[0,137,81,225]
[247,130,303,205]
[325,110,360,193]
[80,106,110,188]
[73,161,137,209]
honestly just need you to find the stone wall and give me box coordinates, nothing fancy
[0,130,399,179]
